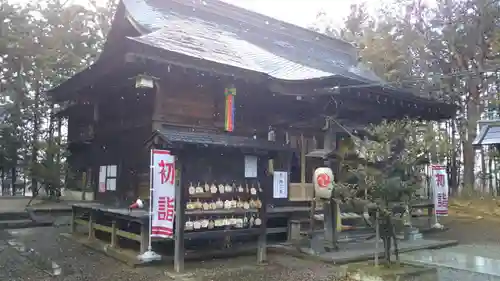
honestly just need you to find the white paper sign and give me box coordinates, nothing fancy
[273,171,288,199]
[107,165,117,177]
[151,149,176,238]
[98,166,106,193]
[106,178,116,191]
[244,155,258,178]
[99,165,118,192]
[431,164,449,216]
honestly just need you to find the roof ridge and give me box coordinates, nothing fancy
[162,0,358,58]
[209,0,352,43]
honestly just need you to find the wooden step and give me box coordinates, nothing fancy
[0,219,52,229]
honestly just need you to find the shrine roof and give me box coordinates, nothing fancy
[123,0,455,119]
[122,0,382,82]
[473,120,500,146]
[150,129,292,152]
[49,0,456,120]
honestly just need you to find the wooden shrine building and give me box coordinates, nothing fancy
[49,0,457,269]
[50,0,455,207]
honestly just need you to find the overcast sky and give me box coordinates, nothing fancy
[62,0,372,29]
[221,0,366,29]
[10,0,378,29]
[12,0,440,30]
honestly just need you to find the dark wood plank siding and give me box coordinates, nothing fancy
[153,79,218,130]
[67,79,156,203]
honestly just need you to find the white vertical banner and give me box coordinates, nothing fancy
[431,165,449,216]
[151,149,176,238]
[98,166,106,193]
[244,155,258,178]
[273,171,288,199]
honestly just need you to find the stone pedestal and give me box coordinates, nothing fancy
[403,226,423,241]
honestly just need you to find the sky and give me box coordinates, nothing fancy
[13,0,439,30]
[221,0,366,29]
[57,0,371,29]
[13,0,385,30]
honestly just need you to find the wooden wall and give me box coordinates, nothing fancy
[151,72,305,137]
[150,72,332,202]
[66,69,334,204]
[153,77,219,130]
[67,77,156,203]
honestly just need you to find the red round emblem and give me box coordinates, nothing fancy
[316,173,331,188]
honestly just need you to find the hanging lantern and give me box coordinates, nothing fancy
[135,74,154,89]
[224,86,236,132]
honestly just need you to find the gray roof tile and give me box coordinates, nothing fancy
[474,124,500,146]
[123,0,385,82]
[156,129,292,151]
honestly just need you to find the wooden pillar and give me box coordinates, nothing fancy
[257,156,269,264]
[300,134,307,200]
[300,134,306,185]
[140,222,148,254]
[257,215,268,263]
[301,133,316,234]
[152,80,163,121]
[70,206,77,233]
[174,159,186,273]
[324,126,335,151]
[110,220,117,248]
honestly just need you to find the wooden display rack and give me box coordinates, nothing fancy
[64,129,292,270]
[148,129,292,272]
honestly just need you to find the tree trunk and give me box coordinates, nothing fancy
[480,146,486,193]
[463,95,480,191]
[31,85,40,197]
[10,167,16,195]
[428,123,438,163]
[450,119,458,195]
[488,147,494,196]
[1,168,4,195]
[496,154,500,196]
[47,105,55,197]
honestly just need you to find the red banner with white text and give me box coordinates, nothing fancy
[151,149,175,238]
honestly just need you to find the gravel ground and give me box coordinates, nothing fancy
[186,254,346,281]
[426,213,500,244]
[413,210,500,281]
[0,226,172,281]
[0,226,350,281]
[0,208,497,281]
[0,242,50,281]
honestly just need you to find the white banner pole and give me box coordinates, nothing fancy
[148,149,154,252]
[431,164,445,229]
[137,149,161,262]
